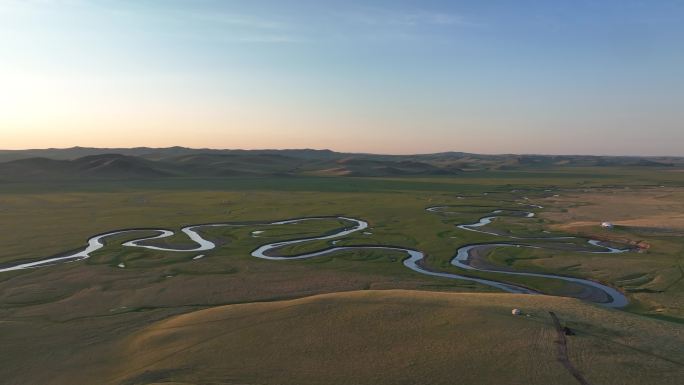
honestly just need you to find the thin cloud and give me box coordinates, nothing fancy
[341,8,482,28]
[99,3,304,44]
[180,12,287,30]
[183,12,307,44]
[219,34,308,44]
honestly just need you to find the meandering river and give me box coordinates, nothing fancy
[0,206,630,307]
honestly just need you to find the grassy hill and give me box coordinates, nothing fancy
[0,154,178,179]
[4,290,680,385]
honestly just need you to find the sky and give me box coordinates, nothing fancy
[1,0,683,155]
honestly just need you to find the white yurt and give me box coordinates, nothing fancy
[601,222,614,229]
[511,308,521,316]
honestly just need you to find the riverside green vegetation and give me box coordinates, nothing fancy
[1,167,683,384]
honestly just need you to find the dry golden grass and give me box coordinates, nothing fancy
[545,188,684,231]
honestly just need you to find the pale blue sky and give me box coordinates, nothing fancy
[1,0,683,155]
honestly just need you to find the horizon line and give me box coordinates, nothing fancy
[0,145,683,159]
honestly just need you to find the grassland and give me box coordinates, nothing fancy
[1,168,683,384]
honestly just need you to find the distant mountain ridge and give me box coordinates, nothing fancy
[0,147,681,180]
[0,147,341,162]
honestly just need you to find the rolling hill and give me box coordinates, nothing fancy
[0,154,175,180]
[0,147,682,180]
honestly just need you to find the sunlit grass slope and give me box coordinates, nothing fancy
[106,290,683,385]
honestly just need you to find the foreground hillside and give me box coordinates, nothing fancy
[7,290,681,385]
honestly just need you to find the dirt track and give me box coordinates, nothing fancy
[550,311,591,385]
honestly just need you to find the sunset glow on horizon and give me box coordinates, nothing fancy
[1,0,683,155]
